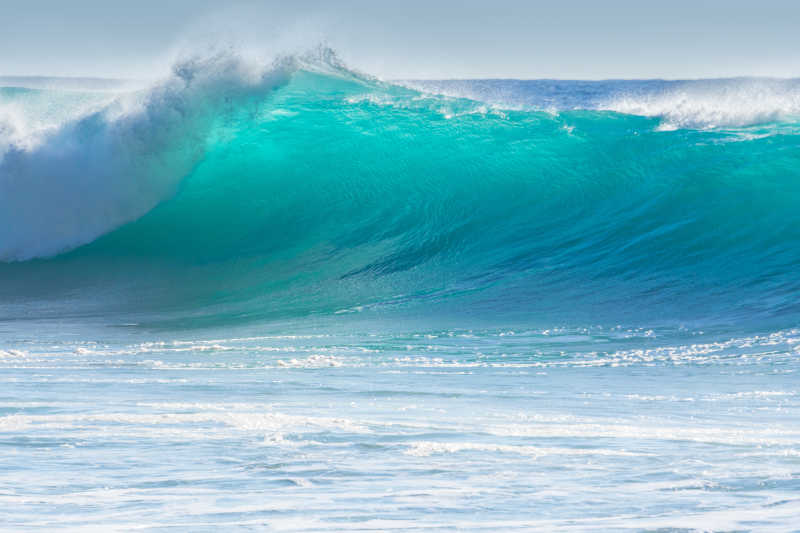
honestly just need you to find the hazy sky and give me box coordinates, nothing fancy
[2,0,799,80]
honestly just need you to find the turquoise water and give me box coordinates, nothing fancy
[1,52,800,531]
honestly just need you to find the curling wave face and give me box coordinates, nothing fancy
[2,50,800,327]
[0,53,294,260]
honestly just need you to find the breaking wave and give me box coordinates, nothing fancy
[2,50,800,327]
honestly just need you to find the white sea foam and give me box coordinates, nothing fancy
[0,52,293,261]
[603,78,800,130]
[0,349,27,358]
[276,354,344,368]
[404,441,646,458]
[0,409,372,437]
[488,421,800,447]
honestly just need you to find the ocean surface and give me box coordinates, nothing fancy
[1,50,800,531]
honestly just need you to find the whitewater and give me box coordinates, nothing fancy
[1,49,800,531]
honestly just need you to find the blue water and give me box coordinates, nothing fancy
[1,50,799,531]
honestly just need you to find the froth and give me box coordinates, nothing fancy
[603,78,800,129]
[0,52,293,261]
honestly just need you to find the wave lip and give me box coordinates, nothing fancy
[0,51,293,262]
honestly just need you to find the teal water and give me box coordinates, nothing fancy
[1,52,799,531]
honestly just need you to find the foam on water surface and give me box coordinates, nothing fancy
[1,324,799,530]
[2,49,800,531]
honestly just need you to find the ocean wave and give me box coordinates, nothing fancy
[2,49,800,325]
[408,77,800,129]
[0,51,294,261]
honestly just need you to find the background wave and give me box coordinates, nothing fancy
[408,77,800,129]
[2,51,800,328]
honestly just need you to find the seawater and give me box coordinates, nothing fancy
[1,50,799,531]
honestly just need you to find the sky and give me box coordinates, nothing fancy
[2,0,799,80]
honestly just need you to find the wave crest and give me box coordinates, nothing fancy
[603,78,800,130]
[0,51,294,261]
[408,77,800,129]
[2,52,800,327]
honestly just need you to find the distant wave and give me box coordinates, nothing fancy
[604,78,800,130]
[407,77,800,129]
[2,49,800,326]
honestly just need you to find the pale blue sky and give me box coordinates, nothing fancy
[2,0,799,80]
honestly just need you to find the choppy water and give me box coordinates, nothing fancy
[1,49,799,531]
[2,322,799,531]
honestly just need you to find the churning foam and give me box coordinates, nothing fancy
[0,52,292,261]
[603,78,800,130]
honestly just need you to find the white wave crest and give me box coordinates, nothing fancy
[0,51,294,262]
[409,77,800,130]
[604,78,800,130]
